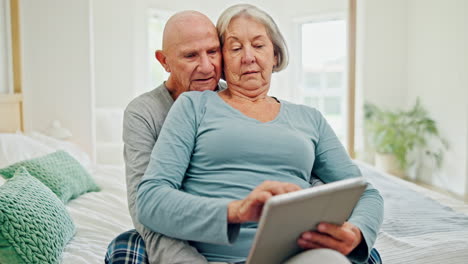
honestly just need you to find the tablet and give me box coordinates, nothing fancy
[246,177,367,264]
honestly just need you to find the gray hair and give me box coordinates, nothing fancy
[217,4,289,72]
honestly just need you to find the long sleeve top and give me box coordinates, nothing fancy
[137,90,384,263]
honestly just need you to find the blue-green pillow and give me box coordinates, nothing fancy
[0,167,76,263]
[0,150,100,203]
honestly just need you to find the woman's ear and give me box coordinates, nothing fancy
[156,50,171,73]
[272,54,278,71]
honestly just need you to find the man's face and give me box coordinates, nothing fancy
[161,22,222,93]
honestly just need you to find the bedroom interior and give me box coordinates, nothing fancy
[0,0,467,263]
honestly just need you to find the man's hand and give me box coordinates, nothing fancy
[297,222,363,256]
[227,181,301,223]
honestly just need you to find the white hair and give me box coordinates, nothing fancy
[217,4,289,72]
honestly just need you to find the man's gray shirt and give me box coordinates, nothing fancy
[123,83,207,264]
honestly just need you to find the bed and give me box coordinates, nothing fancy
[0,131,133,264]
[358,160,468,264]
[1,94,468,264]
[61,165,133,263]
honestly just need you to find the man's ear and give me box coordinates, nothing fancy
[156,50,171,73]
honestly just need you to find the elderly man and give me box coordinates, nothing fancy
[105,11,223,264]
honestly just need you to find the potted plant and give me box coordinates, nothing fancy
[364,99,448,178]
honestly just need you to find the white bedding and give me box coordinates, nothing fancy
[355,160,468,215]
[357,161,468,264]
[0,133,132,263]
[59,161,468,264]
[62,165,133,264]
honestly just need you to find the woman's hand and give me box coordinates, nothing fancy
[227,180,301,223]
[297,222,363,256]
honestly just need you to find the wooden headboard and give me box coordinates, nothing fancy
[0,93,23,133]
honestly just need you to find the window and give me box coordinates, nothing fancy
[324,96,341,115]
[303,72,321,90]
[326,72,342,89]
[299,18,347,145]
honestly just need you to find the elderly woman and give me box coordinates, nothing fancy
[137,4,383,264]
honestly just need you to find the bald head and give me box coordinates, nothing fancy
[155,10,222,100]
[162,11,216,51]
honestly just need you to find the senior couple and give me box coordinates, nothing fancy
[106,4,383,264]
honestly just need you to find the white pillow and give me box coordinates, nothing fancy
[25,131,92,170]
[0,133,55,168]
[0,132,93,171]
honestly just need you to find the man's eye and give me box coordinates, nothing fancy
[208,49,218,54]
[254,45,264,49]
[185,53,196,58]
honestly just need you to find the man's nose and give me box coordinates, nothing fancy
[198,54,214,74]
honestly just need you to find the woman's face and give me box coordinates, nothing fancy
[222,16,277,91]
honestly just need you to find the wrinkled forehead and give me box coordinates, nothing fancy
[225,16,273,45]
[169,28,220,55]
[227,16,268,36]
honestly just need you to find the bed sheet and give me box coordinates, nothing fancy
[59,162,468,264]
[61,165,133,264]
[357,161,468,264]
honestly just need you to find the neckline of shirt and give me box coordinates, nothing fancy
[210,91,284,124]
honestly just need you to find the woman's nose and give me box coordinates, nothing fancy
[241,47,255,64]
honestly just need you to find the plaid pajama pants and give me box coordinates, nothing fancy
[105,229,382,264]
[105,229,148,264]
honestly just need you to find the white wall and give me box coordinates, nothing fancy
[355,0,409,162]
[93,0,136,109]
[20,0,95,158]
[92,0,138,163]
[406,0,468,196]
[356,0,409,109]
[357,0,468,197]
